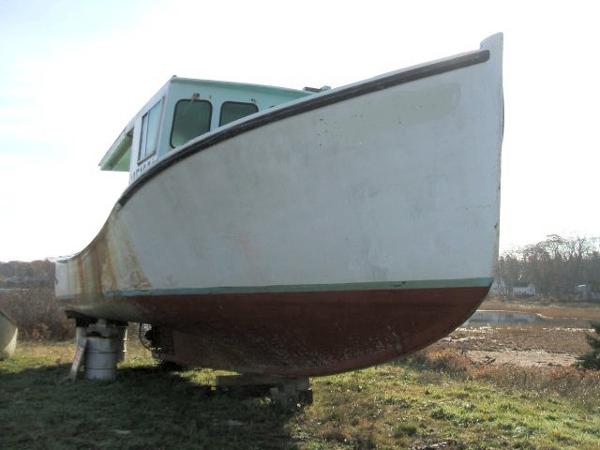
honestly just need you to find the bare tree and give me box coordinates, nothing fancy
[496,235,600,299]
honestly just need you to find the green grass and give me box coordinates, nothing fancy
[1,342,599,449]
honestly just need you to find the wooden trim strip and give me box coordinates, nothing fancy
[53,277,493,301]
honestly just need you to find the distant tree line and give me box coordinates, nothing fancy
[496,235,600,298]
[0,260,55,288]
[0,260,69,339]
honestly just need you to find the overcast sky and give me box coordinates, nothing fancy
[1,0,599,261]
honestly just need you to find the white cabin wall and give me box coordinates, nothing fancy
[128,84,169,183]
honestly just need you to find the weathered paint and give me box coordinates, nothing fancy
[163,286,488,376]
[56,34,503,376]
[61,284,489,376]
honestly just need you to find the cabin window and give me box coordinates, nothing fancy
[138,99,163,162]
[219,102,259,126]
[171,100,212,148]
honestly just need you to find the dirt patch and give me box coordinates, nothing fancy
[438,325,591,354]
[437,326,589,368]
[467,349,576,368]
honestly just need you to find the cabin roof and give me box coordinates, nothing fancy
[99,77,309,171]
[168,76,308,96]
[99,124,134,171]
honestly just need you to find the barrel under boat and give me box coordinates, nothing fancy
[55,34,503,377]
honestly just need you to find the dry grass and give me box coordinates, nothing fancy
[404,348,600,412]
[2,342,600,449]
[439,325,591,354]
[473,363,600,409]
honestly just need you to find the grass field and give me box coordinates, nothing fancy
[1,340,600,450]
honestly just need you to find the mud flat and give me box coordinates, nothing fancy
[438,298,599,368]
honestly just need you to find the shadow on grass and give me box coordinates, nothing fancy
[0,362,302,450]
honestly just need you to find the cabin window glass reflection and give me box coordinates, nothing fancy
[138,99,163,162]
[171,100,212,148]
[219,102,258,126]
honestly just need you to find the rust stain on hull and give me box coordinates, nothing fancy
[118,285,488,376]
[61,216,150,307]
[60,225,488,376]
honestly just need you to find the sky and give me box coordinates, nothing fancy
[0,0,599,261]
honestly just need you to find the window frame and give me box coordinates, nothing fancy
[137,98,164,164]
[219,101,259,127]
[169,99,213,149]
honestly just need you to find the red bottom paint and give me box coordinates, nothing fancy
[124,286,489,376]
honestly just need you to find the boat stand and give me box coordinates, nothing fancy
[215,374,313,407]
[66,320,312,407]
[67,319,127,381]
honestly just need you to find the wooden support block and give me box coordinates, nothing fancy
[67,337,87,381]
[215,374,304,387]
[215,374,312,406]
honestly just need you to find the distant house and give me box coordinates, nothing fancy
[490,278,535,297]
[490,277,508,295]
[512,282,536,297]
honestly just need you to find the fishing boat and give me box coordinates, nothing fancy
[56,34,503,377]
